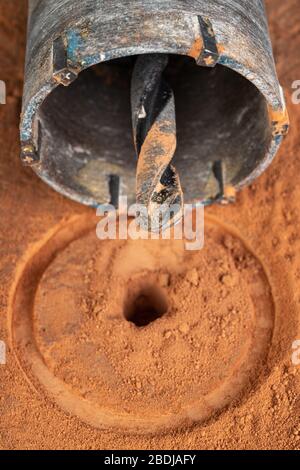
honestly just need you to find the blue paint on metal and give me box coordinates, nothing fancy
[274,134,283,145]
[66,29,83,63]
[219,55,243,71]
[66,29,102,68]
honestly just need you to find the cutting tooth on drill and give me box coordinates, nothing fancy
[20,120,41,166]
[108,174,120,208]
[131,54,183,233]
[213,160,236,205]
[52,36,78,86]
[197,17,219,67]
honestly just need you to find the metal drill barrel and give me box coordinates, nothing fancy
[131,54,183,232]
[21,1,289,214]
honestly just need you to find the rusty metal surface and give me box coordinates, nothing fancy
[131,54,183,231]
[21,0,289,209]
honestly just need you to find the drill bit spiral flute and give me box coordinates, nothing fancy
[131,54,183,232]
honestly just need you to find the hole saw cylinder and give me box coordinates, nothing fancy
[21,0,289,227]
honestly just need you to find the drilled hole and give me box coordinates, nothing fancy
[124,284,168,327]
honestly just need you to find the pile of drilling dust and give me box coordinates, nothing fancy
[32,225,272,429]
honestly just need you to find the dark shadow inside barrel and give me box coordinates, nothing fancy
[37,55,272,206]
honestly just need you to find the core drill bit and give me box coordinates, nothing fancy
[131,54,183,233]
